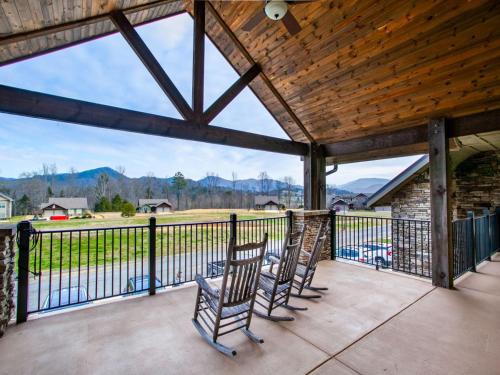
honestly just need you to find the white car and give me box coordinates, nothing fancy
[360,242,393,267]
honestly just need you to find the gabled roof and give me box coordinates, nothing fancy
[41,197,88,210]
[138,199,172,207]
[255,195,279,206]
[367,156,429,208]
[0,192,13,201]
[332,198,348,205]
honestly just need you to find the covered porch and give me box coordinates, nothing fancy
[2,255,500,375]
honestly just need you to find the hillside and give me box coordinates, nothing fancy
[338,178,389,194]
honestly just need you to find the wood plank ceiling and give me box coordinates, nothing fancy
[1,0,499,147]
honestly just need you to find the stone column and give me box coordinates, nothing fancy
[292,210,331,261]
[0,225,16,337]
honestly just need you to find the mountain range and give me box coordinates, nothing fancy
[0,167,389,195]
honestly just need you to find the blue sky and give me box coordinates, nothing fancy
[0,13,421,184]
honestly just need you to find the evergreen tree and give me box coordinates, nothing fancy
[111,194,123,211]
[173,172,186,210]
[121,201,136,217]
[16,194,31,215]
[95,197,112,212]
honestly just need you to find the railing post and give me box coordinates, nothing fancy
[230,213,237,241]
[484,208,492,261]
[330,209,336,260]
[149,216,157,296]
[496,207,500,253]
[467,211,477,273]
[286,210,293,234]
[16,221,31,324]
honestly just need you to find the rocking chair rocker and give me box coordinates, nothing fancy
[192,234,268,356]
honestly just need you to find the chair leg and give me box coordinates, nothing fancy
[192,319,237,357]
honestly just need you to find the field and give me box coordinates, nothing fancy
[14,209,391,273]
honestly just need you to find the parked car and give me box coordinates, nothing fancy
[362,242,393,267]
[125,276,162,293]
[207,260,225,277]
[42,286,88,310]
[336,246,362,260]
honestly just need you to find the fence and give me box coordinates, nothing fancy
[453,208,500,279]
[16,213,289,320]
[333,214,431,278]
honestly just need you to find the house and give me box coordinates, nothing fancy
[254,195,282,211]
[350,193,368,209]
[0,192,13,220]
[40,197,89,218]
[330,198,349,213]
[137,199,172,214]
[367,149,500,220]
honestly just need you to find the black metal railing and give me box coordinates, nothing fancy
[333,214,431,278]
[16,213,288,319]
[453,208,500,279]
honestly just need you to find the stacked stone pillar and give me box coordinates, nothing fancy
[0,225,16,337]
[292,210,331,262]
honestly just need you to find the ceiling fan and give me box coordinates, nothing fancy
[241,0,315,36]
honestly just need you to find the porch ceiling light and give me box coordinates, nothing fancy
[265,0,288,21]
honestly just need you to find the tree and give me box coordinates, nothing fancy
[258,171,271,194]
[205,172,219,208]
[282,176,295,208]
[95,197,112,212]
[121,201,136,217]
[112,194,123,211]
[16,194,31,215]
[173,172,186,210]
[231,171,238,208]
[47,186,54,199]
[95,173,110,201]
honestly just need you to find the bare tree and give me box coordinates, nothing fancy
[205,172,219,208]
[95,173,110,201]
[231,171,238,208]
[282,176,295,208]
[258,171,272,195]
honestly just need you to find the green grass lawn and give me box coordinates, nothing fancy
[21,210,287,273]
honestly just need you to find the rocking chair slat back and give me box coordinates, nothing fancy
[278,229,305,285]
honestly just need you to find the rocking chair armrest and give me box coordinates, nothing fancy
[195,274,219,298]
[300,249,311,258]
[269,255,281,264]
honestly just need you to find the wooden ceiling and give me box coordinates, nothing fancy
[1,0,499,147]
[205,0,500,144]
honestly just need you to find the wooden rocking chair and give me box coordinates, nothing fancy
[254,226,307,321]
[192,234,268,356]
[292,221,329,299]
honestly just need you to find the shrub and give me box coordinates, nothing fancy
[121,202,136,217]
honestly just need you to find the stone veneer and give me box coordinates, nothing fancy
[391,170,431,220]
[292,210,331,262]
[0,225,16,337]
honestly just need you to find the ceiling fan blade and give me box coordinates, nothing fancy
[287,1,316,4]
[242,10,266,32]
[282,11,301,36]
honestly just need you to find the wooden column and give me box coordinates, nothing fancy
[192,0,205,123]
[428,118,453,288]
[304,143,326,210]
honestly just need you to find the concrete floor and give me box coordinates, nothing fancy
[1,255,499,375]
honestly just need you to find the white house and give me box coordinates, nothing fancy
[40,197,89,218]
[137,199,173,214]
[0,192,13,220]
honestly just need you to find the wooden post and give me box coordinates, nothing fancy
[192,0,205,123]
[303,143,326,210]
[428,118,453,288]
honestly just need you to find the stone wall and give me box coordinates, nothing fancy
[391,170,431,220]
[0,225,16,337]
[292,210,331,262]
[452,151,500,219]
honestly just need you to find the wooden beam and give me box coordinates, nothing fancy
[205,2,314,142]
[203,64,261,124]
[192,0,205,122]
[428,118,453,289]
[303,144,326,210]
[0,2,185,67]
[109,11,193,121]
[0,85,308,156]
[323,109,500,160]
